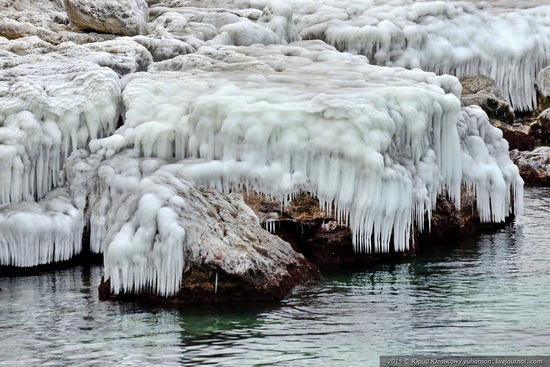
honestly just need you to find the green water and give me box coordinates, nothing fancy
[1,187,549,366]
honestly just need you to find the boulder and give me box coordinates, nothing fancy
[510,147,550,185]
[460,75,515,123]
[63,0,149,36]
[528,108,550,145]
[492,120,535,151]
[536,66,550,113]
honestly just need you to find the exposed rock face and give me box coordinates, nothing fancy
[242,189,495,269]
[536,66,550,113]
[63,0,149,36]
[528,109,550,145]
[493,121,535,151]
[460,75,515,123]
[510,147,550,185]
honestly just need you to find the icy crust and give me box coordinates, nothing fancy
[295,0,550,111]
[457,106,523,222]
[91,43,471,254]
[0,57,121,205]
[0,187,83,267]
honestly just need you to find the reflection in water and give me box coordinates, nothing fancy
[0,187,549,366]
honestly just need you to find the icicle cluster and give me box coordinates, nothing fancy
[457,106,523,221]
[91,43,469,254]
[0,57,121,205]
[296,0,550,111]
[87,152,185,296]
[0,188,83,267]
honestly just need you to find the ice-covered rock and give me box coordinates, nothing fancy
[68,150,319,299]
[0,187,83,267]
[89,42,522,256]
[0,56,121,205]
[63,0,150,36]
[295,0,550,111]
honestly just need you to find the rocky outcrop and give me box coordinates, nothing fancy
[510,147,550,185]
[83,153,320,304]
[63,0,149,36]
[536,66,550,113]
[492,121,535,151]
[528,108,550,145]
[242,189,497,269]
[460,75,515,123]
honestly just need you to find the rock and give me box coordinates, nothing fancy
[242,189,497,269]
[63,0,149,36]
[536,66,550,113]
[492,121,535,151]
[460,75,515,123]
[510,147,550,185]
[528,108,550,145]
[90,153,320,304]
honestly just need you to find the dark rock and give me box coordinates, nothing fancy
[528,109,550,145]
[536,66,550,113]
[510,147,550,185]
[460,75,515,123]
[496,122,535,151]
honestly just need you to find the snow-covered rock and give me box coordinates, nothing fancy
[63,0,150,36]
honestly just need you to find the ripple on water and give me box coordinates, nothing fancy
[1,187,550,366]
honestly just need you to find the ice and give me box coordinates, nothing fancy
[295,0,550,111]
[88,43,521,254]
[0,187,83,267]
[0,57,121,205]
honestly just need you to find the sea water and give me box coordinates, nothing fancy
[0,187,549,367]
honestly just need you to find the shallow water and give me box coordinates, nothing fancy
[1,187,549,367]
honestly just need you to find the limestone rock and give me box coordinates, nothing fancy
[510,147,550,185]
[536,66,550,113]
[460,75,515,123]
[528,108,550,145]
[63,0,149,36]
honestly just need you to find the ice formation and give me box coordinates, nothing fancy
[0,57,121,204]
[295,0,550,111]
[88,43,521,256]
[0,188,83,267]
[0,0,528,296]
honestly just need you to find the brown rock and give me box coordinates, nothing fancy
[460,75,515,123]
[63,0,149,36]
[510,147,550,185]
[528,108,550,145]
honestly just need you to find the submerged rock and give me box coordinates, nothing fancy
[63,0,149,36]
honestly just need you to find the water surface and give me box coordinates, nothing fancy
[1,187,549,366]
